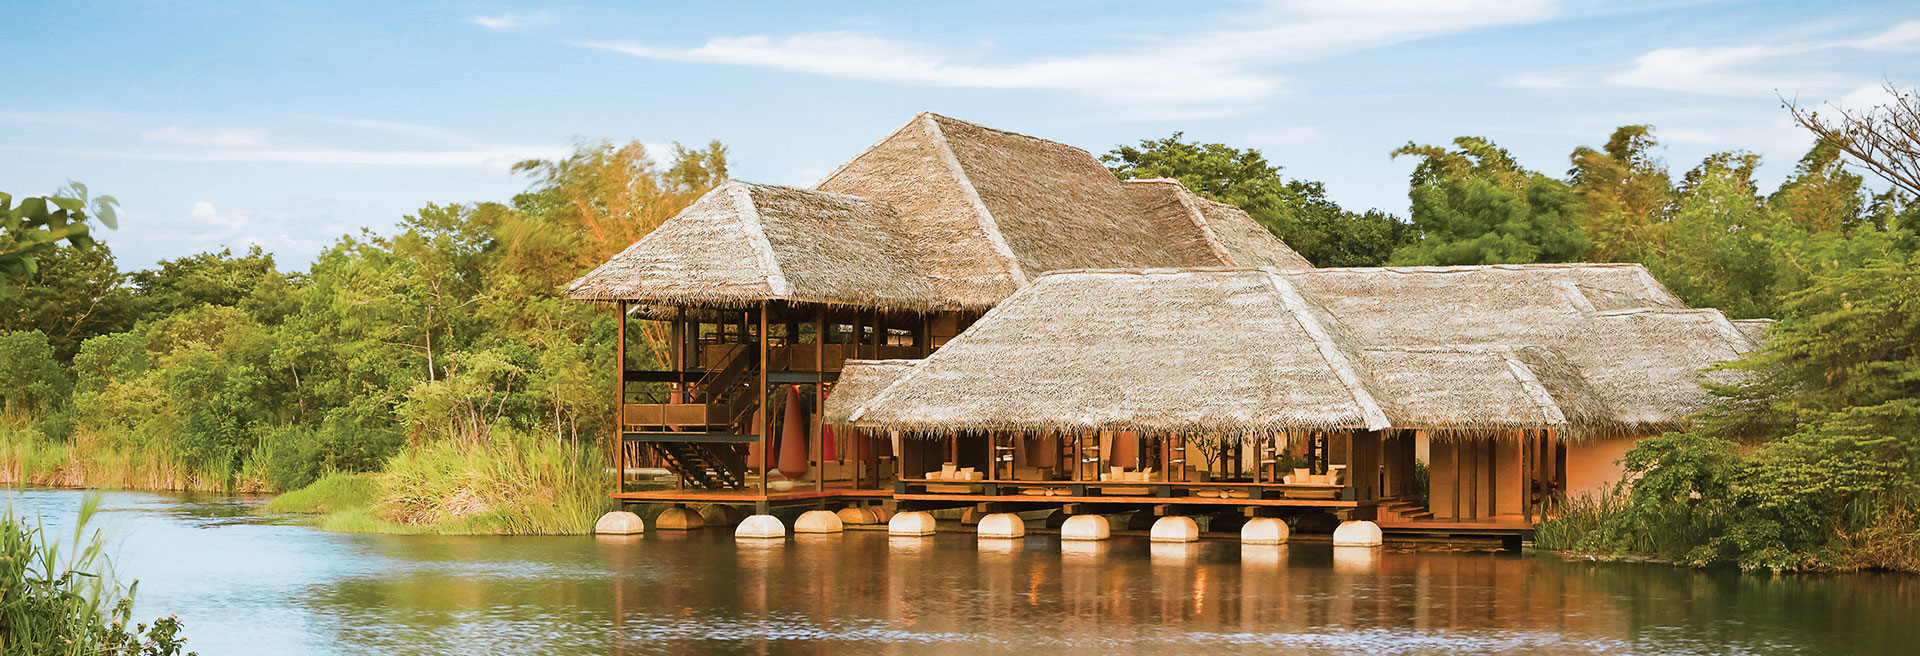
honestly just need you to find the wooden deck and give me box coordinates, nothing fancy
[611,487,892,504]
[1378,513,1534,534]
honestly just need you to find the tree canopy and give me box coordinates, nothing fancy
[1103,133,1410,267]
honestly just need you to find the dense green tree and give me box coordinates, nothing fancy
[1587,256,1920,570]
[1103,133,1410,266]
[1567,125,1676,260]
[0,331,70,420]
[1389,137,1589,265]
[129,245,293,323]
[0,241,137,361]
[1769,141,1865,233]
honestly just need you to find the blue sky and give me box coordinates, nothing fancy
[7,1,1918,270]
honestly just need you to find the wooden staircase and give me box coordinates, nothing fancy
[654,442,749,490]
[1376,498,1434,525]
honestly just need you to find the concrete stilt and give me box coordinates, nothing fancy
[1332,520,1383,547]
[976,512,1026,539]
[1240,517,1290,545]
[654,506,705,530]
[1059,514,1111,541]
[701,504,747,527]
[794,509,845,533]
[593,511,644,535]
[1149,515,1199,543]
[735,514,786,540]
[835,506,880,525]
[888,511,937,536]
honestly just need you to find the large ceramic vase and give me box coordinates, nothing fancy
[777,385,809,479]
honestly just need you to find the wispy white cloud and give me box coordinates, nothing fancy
[64,145,568,167]
[1247,126,1324,146]
[302,116,485,147]
[140,126,271,148]
[1504,72,1578,89]
[46,116,568,168]
[472,11,553,31]
[578,0,1561,118]
[1607,21,1920,97]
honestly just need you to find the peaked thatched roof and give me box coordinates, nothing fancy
[837,265,1761,441]
[1730,318,1774,344]
[566,182,945,308]
[569,112,1311,309]
[821,359,920,426]
[843,268,1391,436]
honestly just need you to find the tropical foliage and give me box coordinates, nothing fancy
[1,140,724,533]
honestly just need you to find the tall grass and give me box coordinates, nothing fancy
[262,473,378,515]
[1533,494,1629,552]
[0,496,192,655]
[0,424,225,493]
[272,430,613,535]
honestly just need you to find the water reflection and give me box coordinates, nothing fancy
[9,489,1918,655]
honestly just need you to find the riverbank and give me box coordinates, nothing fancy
[2,422,613,536]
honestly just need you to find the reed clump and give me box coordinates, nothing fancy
[0,496,194,655]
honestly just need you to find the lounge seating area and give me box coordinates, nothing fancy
[920,463,986,493]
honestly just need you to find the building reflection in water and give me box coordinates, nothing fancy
[583,530,1919,654]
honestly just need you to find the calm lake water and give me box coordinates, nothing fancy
[6,488,1914,655]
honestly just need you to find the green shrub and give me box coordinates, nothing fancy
[0,496,193,655]
[368,430,611,535]
[265,472,379,515]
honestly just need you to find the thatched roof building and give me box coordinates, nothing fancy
[829,265,1760,441]
[567,113,1309,310]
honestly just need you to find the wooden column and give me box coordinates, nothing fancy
[667,309,681,403]
[813,306,825,493]
[614,301,626,495]
[758,303,770,494]
[1521,429,1534,524]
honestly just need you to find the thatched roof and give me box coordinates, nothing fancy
[845,268,1391,436]
[1358,346,1613,435]
[1555,309,1761,430]
[566,182,946,308]
[839,265,1761,441]
[569,112,1311,308]
[821,359,920,426]
[1730,318,1774,344]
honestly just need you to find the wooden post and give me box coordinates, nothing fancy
[813,306,825,493]
[1452,438,1462,521]
[614,301,626,495]
[758,303,770,494]
[1521,429,1534,524]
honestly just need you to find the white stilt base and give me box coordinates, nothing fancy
[1332,520,1383,547]
[1059,514,1110,541]
[1240,517,1289,545]
[976,513,1026,539]
[794,509,844,533]
[1149,515,1199,543]
[888,511,937,536]
[735,514,786,540]
[593,511,644,535]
